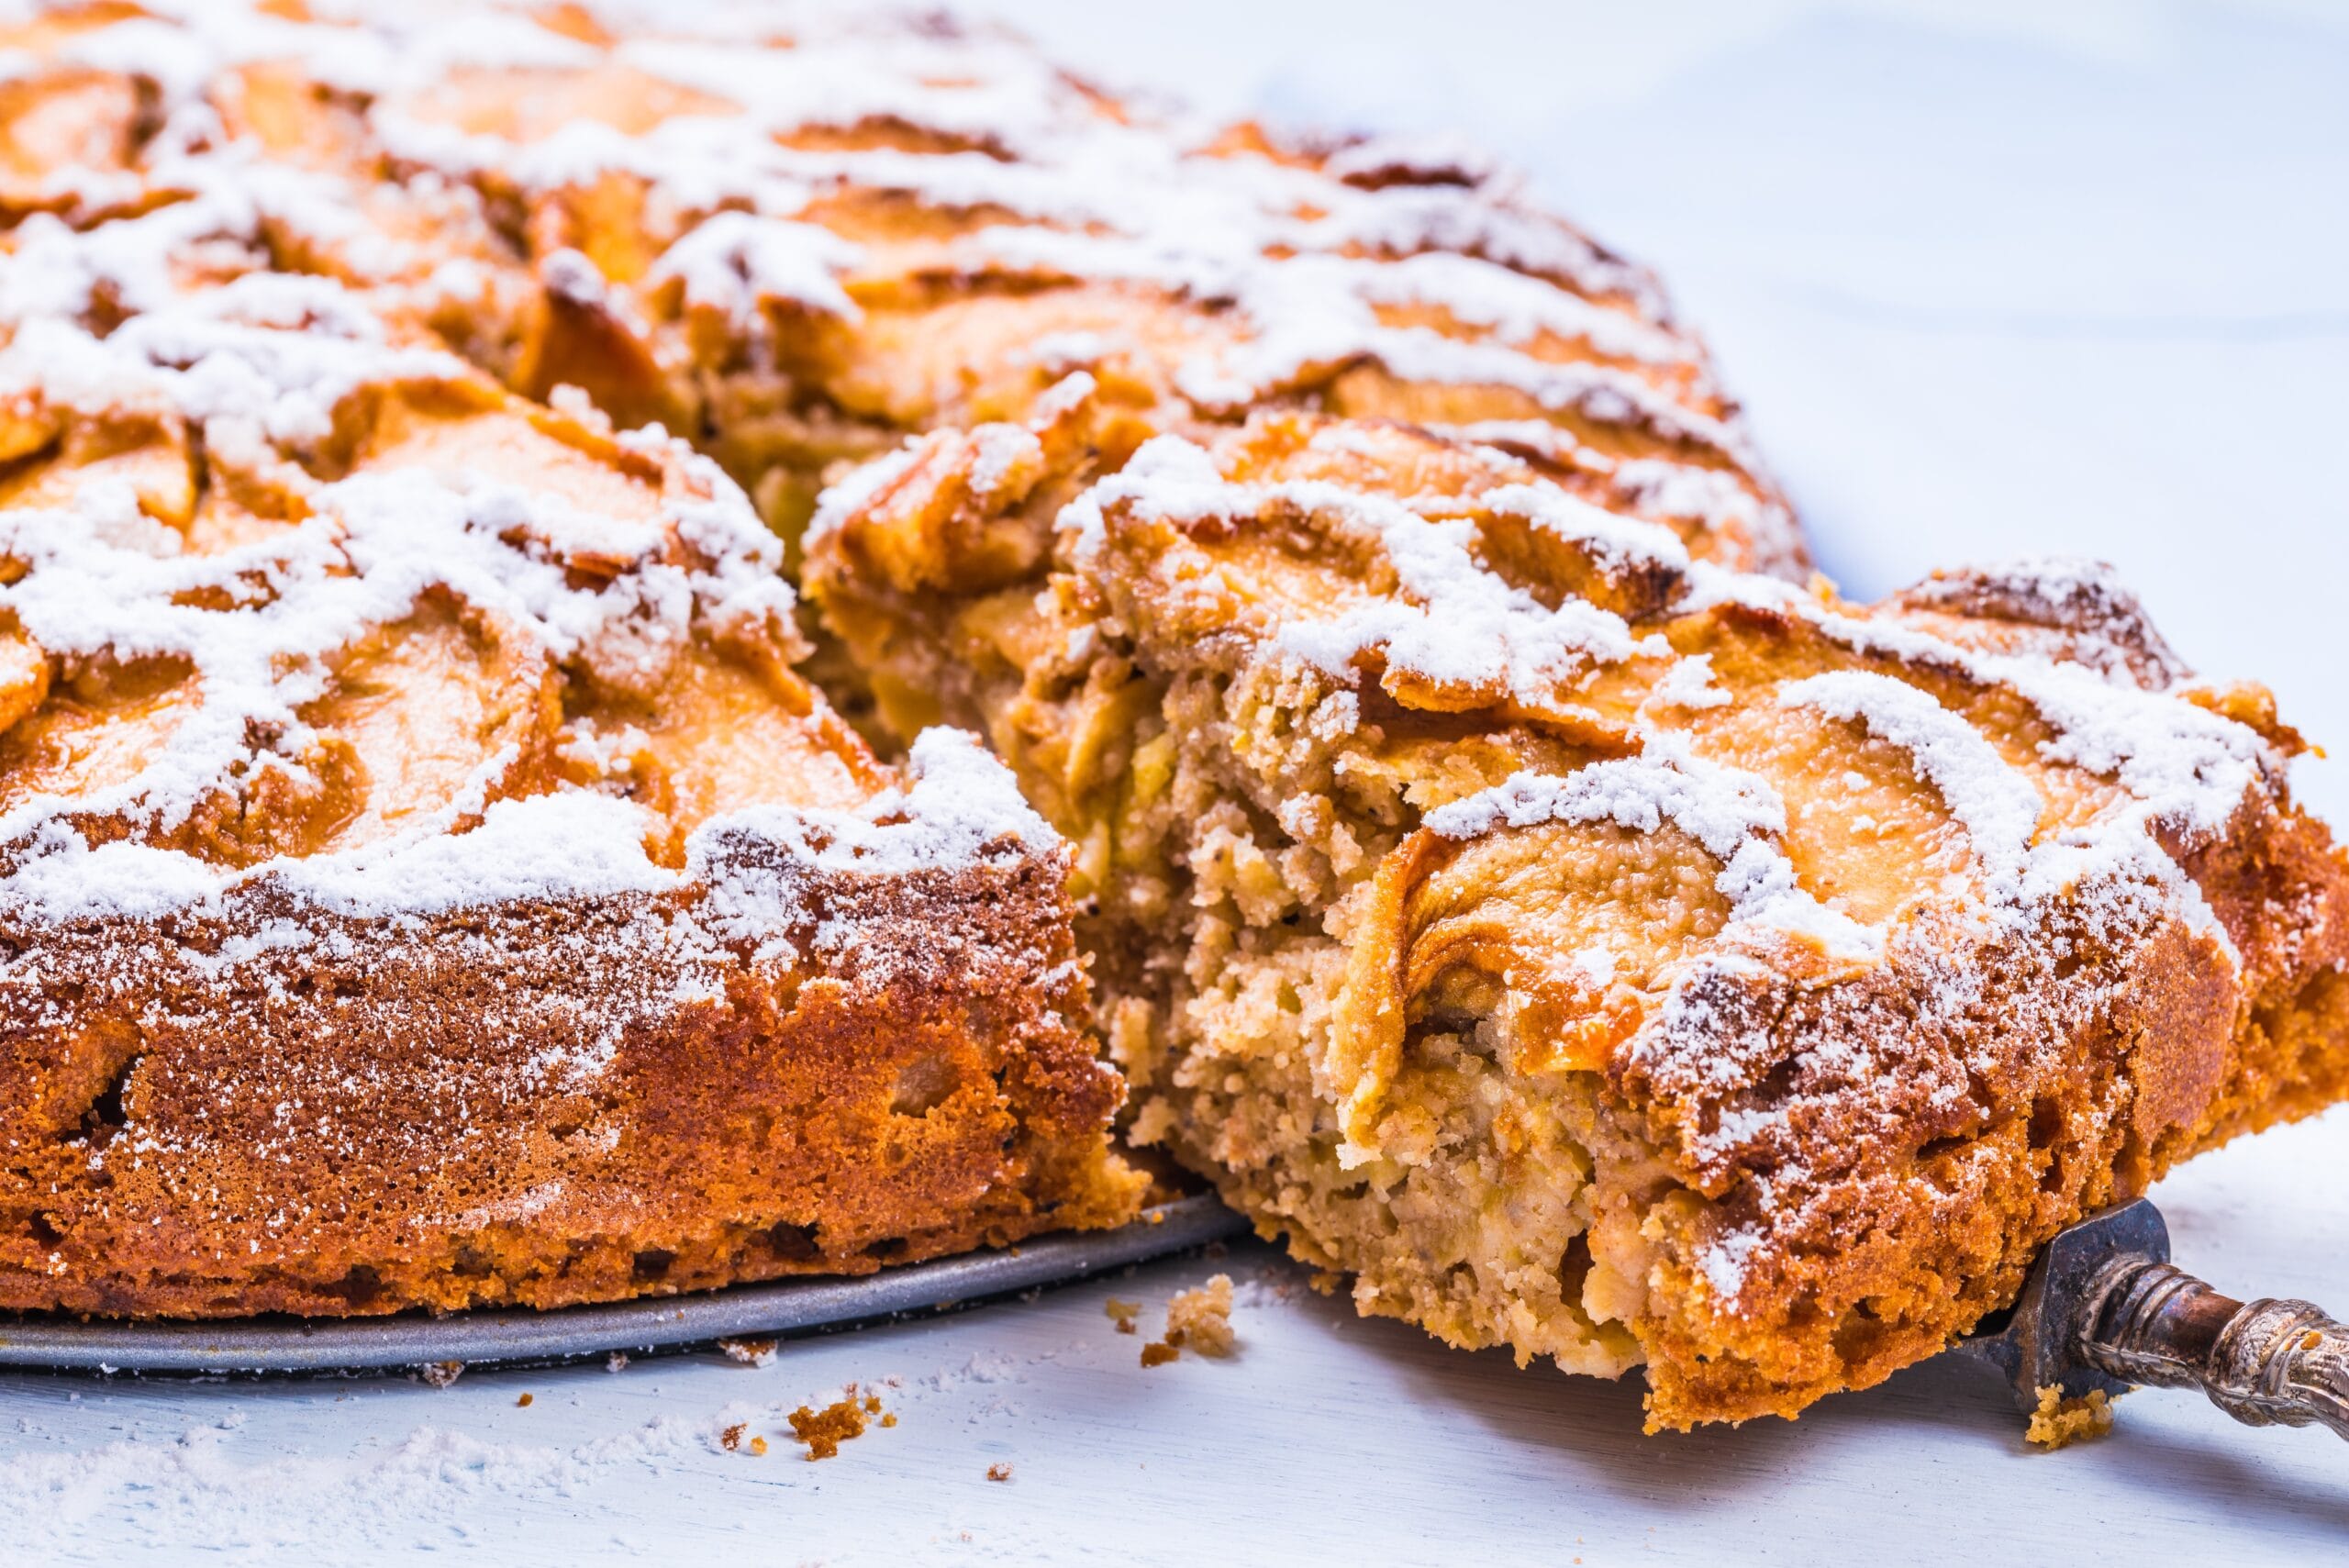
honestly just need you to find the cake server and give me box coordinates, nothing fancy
[1956,1196,2349,1438]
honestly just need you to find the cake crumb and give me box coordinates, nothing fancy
[881,1412,899,1429]
[790,1387,874,1460]
[720,1422,748,1452]
[2025,1384,2116,1449]
[419,1361,464,1388]
[516,1393,534,1407]
[719,1337,779,1367]
[986,1462,1014,1483]
[606,1351,630,1373]
[1140,1340,1181,1368]
[750,1435,769,1456]
[1166,1274,1235,1357]
[1106,1297,1142,1334]
[863,1393,883,1414]
[1309,1271,1342,1295]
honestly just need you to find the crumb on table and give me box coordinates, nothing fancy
[790,1384,885,1460]
[515,1393,533,1407]
[419,1361,464,1388]
[719,1424,771,1458]
[2025,1384,2117,1449]
[1106,1297,1142,1334]
[1165,1274,1236,1357]
[719,1337,779,1368]
[986,1462,1014,1483]
[1140,1273,1240,1366]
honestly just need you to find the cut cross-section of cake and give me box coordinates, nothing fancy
[807,389,2349,1429]
[0,278,1141,1318]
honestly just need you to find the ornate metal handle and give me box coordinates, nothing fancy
[2080,1258,2349,1439]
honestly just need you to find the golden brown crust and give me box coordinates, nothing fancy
[1614,790,2349,1425]
[0,854,1135,1317]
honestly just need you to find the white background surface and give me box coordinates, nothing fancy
[10,3,2349,1562]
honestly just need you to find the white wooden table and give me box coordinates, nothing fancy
[9,4,2346,1561]
[5,1118,2343,1562]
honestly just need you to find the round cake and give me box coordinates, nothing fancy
[0,0,1791,1318]
[6,1,2346,1439]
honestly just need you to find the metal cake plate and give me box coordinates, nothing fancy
[0,1196,1252,1376]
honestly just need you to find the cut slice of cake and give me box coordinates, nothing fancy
[0,275,1140,1317]
[806,389,2349,1428]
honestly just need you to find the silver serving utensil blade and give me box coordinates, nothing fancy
[1955,1196,2349,1439]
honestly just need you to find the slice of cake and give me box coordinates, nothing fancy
[807,389,2349,1428]
[0,274,1140,1317]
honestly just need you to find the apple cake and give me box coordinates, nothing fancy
[0,0,1802,1318]
[4,0,2345,1432]
[0,243,1141,1316]
[805,391,2349,1429]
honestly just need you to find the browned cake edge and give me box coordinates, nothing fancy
[0,814,1143,1317]
[1623,770,2349,1428]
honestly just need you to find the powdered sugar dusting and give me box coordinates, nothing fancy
[1062,435,1642,704]
[645,211,864,327]
[0,98,1059,932]
[0,726,1051,929]
[274,792,677,917]
[1427,742,1881,962]
[1425,746,1780,862]
[1777,670,2042,894]
[699,728,1052,890]
[72,0,1793,557]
